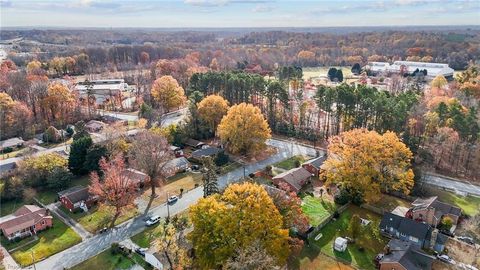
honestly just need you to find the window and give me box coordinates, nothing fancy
[42,220,46,225]
[409,236,418,243]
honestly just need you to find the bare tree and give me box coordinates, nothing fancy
[129,130,173,213]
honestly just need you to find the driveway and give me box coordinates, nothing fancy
[27,139,321,270]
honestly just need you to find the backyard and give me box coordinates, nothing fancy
[369,194,412,212]
[8,215,82,267]
[290,248,355,270]
[301,195,336,226]
[308,204,386,270]
[139,172,203,208]
[63,204,138,233]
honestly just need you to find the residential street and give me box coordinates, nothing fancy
[422,172,480,196]
[26,139,319,270]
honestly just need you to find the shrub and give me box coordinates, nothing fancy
[294,159,301,168]
[334,188,351,205]
[214,151,229,166]
[46,167,73,190]
[20,153,68,187]
[43,126,61,143]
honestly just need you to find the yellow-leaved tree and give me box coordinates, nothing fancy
[151,75,186,112]
[431,74,448,89]
[189,182,289,269]
[197,94,229,136]
[217,103,271,155]
[321,128,414,203]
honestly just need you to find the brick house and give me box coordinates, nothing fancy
[406,196,462,228]
[378,239,434,270]
[58,186,98,212]
[302,155,327,177]
[0,205,53,241]
[272,167,313,193]
[122,168,150,188]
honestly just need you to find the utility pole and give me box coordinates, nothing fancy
[166,191,170,221]
[31,250,37,270]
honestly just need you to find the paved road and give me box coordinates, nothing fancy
[28,139,319,270]
[422,173,480,197]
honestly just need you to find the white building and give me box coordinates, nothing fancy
[75,79,132,106]
[367,61,454,79]
[334,237,348,252]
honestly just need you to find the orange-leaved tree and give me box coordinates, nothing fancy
[197,94,229,137]
[151,75,186,112]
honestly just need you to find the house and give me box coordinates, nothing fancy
[0,205,53,241]
[58,186,97,212]
[191,147,222,161]
[0,137,25,151]
[406,196,461,228]
[334,237,348,252]
[272,167,312,193]
[0,160,17,173]
[378,239,434,270]
[163,157,190,177]
[379,212,446,253]
[184,138,206,149]
[122,168,150,187]
[145,252,164,270]
[302,155,327,177]
[169,145,184,157]
[85,120,107,133]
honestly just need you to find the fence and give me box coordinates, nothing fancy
[308,202,350,239]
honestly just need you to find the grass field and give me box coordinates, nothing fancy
[290,247,355,270]
[302,195,336,226]
[370,194,412,212]
[69,248,136,270]
[273,155,307,170]
[309,205,386,270]
[65,205,138,233]
[131,222,162,248]
[427,188,480,216]
[9,216,82,267]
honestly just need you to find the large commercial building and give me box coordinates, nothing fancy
[75,79,135,108]
[367,61,454,79]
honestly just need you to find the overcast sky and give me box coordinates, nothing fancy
[1,0,479,28]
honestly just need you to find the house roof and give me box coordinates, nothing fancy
[412,196,461,217]
[122,168,150,184]
[380,212,431,241]
[0,161,17,172]
[185,138,205,148]
[85,120,106,129]
[381,239,434,270]
[302,155,327,170]
[0,138,24,149]
[164,157,190,171]
[191,147,222,159]
[60,186,90,204]
[0,205,52,236]
[273,167,312,191]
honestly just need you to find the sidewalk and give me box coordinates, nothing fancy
[46,202,93,240]
[1,245,20,270]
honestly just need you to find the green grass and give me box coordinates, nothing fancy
[131,223,162,248]
[69,248,135,270]
[64,205,138,233]
[289,246,355,270]
[427,188,480,216]
[309,205,386,270]
[274,155,307,170]
[301,196,336,226]
[9,216,82,267]
[370,194,411,212]
[0,198,26,217]
[36,175,91,205]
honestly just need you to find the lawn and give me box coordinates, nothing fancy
[0,147,31,160]
[369,194,412,212]
[64,204,138,233]
[426,187,480,216]
[9,216,82,267]
[36,175,91,205]
[131,223,162,248]
[139,172,203,208]
[301,195,336,226]
[289,246,355,270]
[273,155,307,170]
[69,248,135,270]
[309,205,387,270]
[0,198,25,217]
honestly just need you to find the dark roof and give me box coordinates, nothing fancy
[380,213,431,241]
[0,161,17,172]
[59,186,90,204]
[432,200,462,217]
[436,233,449,246]
[185,139,205,148]
[381,239,434,270]
[191,147,222,159]
[273,167,312,191]
[302,155,327,169]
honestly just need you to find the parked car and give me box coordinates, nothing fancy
[98,227,108,234]
[437,254,456,265]
[440,229,455,237]
[167,195,179,204]
[145,215,161,226]
[191,165,200,171]
[457,236,475,245]
[135,247,147,256]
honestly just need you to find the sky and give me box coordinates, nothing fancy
[1,0,479,28]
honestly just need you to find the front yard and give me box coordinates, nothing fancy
[64,204,138,233]
[131,222,162,248]
[301,195,336,226]
[273,155,307,170]
[308,204,386,270]
[69,247,140,270]
[8,215,82,267]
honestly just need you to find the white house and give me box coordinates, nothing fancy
[334,237,348,252]
[145,252,164,270]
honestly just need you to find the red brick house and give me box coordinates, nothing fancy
[272,167,313,193]
[58,186,98,212]
[302,155,327,177]
[406,196,462,228]
[0,205,53,241]
[122,168,150,188]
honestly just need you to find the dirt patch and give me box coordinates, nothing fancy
[444,237,480,266]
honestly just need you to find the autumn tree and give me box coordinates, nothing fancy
[153,221,191,270]
[42,83,75,125]
[139,51,150,65]
[129,131,172,212]
[197,94,229,137]
[19,153,68,187]
[272,182,310,234]
[431,75,448,89]
[89,154,137,228]
[224,241,279,270]
[151,75,186,112]
[347,214,362,240]
[189,182,289,269]
[201,156,219,197]
[217,103,271,155]
[321,129,415,203]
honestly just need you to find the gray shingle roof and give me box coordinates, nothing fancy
[380,213,431,241]
[191,147,222,159]
[302,155,327,170]
[381,239,434,270]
